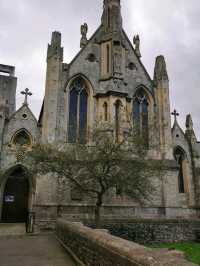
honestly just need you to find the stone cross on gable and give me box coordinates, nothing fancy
[21,88,32,105]
[171,109,179,122]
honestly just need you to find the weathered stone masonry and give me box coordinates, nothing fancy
[56,219,197,266]
[0,0,200,229]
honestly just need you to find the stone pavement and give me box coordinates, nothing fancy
[0,234,77,266]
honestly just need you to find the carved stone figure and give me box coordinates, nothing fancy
[133,35,141,58]
[80,23,88,48]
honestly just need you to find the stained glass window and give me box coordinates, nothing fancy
[68,78,88,144]
[68,88,78,143]
[79,89,88,144]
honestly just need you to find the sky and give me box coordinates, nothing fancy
[0,0,200,137]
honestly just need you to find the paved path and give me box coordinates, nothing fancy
[0,234,77,266]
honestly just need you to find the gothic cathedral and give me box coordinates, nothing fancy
[0,0,199,229]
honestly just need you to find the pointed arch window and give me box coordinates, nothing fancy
[106,44,110,74]
[174,147,186,194]
[103,102,108,121]
[12,129,32,147]
[133,89,149,146]
[107,7,111,28]
[68,78,88,144]
[115,100,122,142]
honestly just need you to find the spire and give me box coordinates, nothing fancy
[154,55,169,84]
[101,0,122,33]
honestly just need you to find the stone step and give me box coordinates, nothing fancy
[0,223,26,236]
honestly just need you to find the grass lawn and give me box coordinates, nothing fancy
[149,243,200,265]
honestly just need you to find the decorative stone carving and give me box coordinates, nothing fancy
[86,53,96,62]
[186,114,193,130]
[128,62,137,71]
[21,88,32,106]
[133,35,141,58]
[80,23,88,48]
[154,55,169,82]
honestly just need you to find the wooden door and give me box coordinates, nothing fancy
[2,174,29,223]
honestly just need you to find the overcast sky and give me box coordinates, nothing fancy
[0,0,199,137]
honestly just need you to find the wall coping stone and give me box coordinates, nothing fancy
[56,219,197,266]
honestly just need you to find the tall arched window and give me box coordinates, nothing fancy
[103,102,108,121]
[133,89,149,146]
[115,100,121,142]
[68,78,88,144]
[107,8,111,28]
[174,147,186,194]
[106,44,110,74]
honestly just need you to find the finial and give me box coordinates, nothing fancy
[154,55,169,83]
[21,88,32,105]
[171,109,179,122]
[186,114,193,130]
[185,114,197,143]
[80,23,88,48]
[51,31,61,47]
[133,35,141,58]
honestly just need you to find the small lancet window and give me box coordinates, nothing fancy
[68,78,88,144]
[106,44,110,74]
[107,8,111,28]
[133,89,149,146]
[174,147,186,194]
[103,102,108,121]
[115,100,122,142]
[13,130,31,147]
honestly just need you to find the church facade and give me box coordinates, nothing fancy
[0,0,200,229]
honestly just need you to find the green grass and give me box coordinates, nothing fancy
[149,243,200,265]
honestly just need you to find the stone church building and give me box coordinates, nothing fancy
[0,0,200,229]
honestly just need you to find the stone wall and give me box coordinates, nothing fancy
[90,219,200,244]
[56,219,197,266]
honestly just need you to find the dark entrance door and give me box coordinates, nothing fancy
[2,169,29,223]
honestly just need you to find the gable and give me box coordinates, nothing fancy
[3,105,39,145]
[172,122,190,159]
[67,27,102,93]
[122,30,154,98]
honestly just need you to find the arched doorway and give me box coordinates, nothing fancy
[2,167,29,223]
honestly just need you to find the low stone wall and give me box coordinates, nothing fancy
[90,219,200,244]
[56,219,197,266]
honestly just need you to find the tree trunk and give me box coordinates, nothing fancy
[95,195,102,228]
